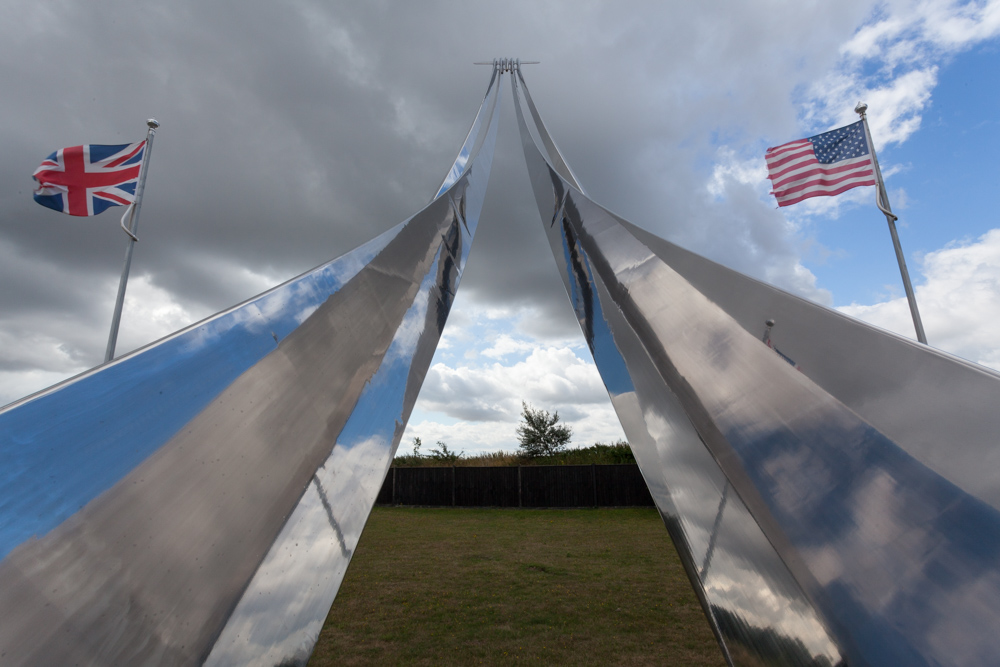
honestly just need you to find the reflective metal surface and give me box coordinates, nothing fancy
[0,65,501,666]
[9,61,1000,667]
[619,221,1000,510]
[514,67,1000,666]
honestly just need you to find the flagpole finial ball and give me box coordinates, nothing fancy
[854,102,867,116]
[146,118,160,129]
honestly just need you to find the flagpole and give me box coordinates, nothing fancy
[104,118,159,363]
[855,102,928,345]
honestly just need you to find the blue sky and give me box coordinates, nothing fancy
[805,43,1000,307]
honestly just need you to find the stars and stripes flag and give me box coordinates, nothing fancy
[32,142,146,216]
[765,121,876,207]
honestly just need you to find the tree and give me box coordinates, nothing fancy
[429,441,463,462]
[516,402,571,457]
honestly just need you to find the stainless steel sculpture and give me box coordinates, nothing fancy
[0,63,501,666]
[513,65,1000,666]
[5,59,1000,667]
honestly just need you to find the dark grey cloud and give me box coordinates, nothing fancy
[0,0,881,402]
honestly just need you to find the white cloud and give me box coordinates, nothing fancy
[808,66,938,147]
[806,0,1000,147]
[481,333,537,359]
[0,271,210,406]
[417,345,608,422]
[698,149,834,306]
[842,0,1000,59]
[400,300,628,454]
[0,366,87,408]
[116,274,208,355]
[707,148,768,199]
[840,228,1000,369]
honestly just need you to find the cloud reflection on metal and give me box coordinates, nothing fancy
[6,60,1000,667]
[514,66,1000,666]
[0,64,501,666]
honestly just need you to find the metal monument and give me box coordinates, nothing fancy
[512,64,1000,665]
[3,60,1000,665]
[0,61,501,667]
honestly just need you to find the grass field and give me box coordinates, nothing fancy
[310,507,726,666]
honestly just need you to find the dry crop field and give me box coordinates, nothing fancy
[310,507,725,666]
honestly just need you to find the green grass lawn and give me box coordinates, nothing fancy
[310,507,725,666]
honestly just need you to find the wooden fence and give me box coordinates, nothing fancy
[375,464,654,508]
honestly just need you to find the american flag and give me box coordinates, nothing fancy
[33,142,146,216]
[765,121,876,207]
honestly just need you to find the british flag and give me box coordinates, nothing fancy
[33,141,146,216]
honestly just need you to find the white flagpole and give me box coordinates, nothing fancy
[855,102,928,345]
[104,118,159,363]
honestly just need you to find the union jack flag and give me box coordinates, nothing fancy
[33,142,146,216]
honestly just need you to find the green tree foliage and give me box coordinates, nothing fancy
[516,402,571,457]
[429,441,463,462]
[391,441,633,467]
[392,437,425,467]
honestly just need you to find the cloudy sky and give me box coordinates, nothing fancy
[2,0,999,454]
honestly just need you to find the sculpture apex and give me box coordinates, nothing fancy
[474,58,539,73]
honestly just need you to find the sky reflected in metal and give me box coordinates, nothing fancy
[0,65,501,667]
[6,59,1000,667]
[514,66,1000,666]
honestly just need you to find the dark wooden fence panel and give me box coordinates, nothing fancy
[376,469,394,505]
[455,466,519,507]
[374,464,655,508]
[394,467,452,506]
[520,465,596,507]
[595,464,655,506]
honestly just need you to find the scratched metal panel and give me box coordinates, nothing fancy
[0,66,502,667]
[514,68,1000,666]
